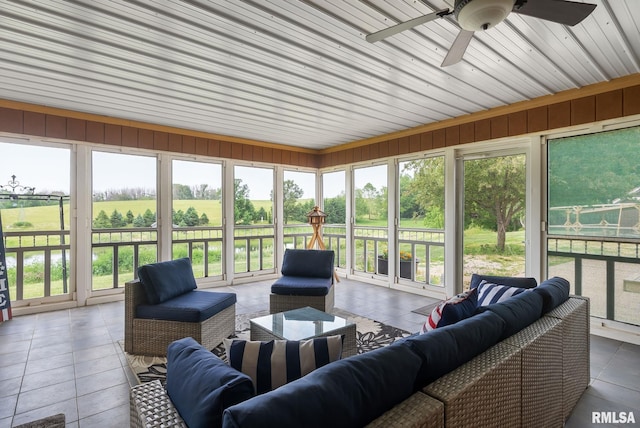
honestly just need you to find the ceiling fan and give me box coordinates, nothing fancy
[365,0,597,67]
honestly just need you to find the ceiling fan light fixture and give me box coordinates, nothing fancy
[455,0,515,31]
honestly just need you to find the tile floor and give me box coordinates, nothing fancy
[0,278,638,427]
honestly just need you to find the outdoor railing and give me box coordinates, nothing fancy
[548,234,640,325]
[234,224,275,273]
[283,224,347,268]
[2,229,70,300]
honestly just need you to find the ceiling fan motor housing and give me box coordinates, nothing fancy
[455,0,516,31]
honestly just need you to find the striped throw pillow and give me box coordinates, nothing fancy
[477,280,529,306]
[420,288,478,334]
[223,335,343,394]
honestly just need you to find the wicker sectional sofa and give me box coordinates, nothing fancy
[130,277,590,428]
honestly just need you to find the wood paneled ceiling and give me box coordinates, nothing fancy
[1,0,639,150]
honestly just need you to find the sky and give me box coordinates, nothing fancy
[1,140,388,199]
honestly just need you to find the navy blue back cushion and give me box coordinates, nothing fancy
[470,274,538,290]
[166,337,255,428]
[280,249,334,279]
[405,310,505,389]
[222,341,422,428]
[532,276,570,313]
[138,258,197,304]
[477,290,544,340]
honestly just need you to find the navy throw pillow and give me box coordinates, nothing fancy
[138,257,197,304]
[470,274,537,290]
[222,341,423,428]
[280,249,334,278]
[477,290,544,340]
[406,310,505,389]
[532,276,570,313]
[166,337,255,428]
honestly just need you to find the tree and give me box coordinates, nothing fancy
[172,183,193,200]
[234,179,256,225]
[282,179,304,224]
[93,210,111,228]
[133,214,145,227]
[199,213,209,225]
[464,156,525,251]
[110,209,126,227]
[126,210,135,224]
[361,183,379,220]
[324,194,346,224]
[183,207,200,226]
[406,157,445,229]
[143,209,156,227]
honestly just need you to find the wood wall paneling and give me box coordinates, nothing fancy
[66,118,86,141]
[263,147,273,163]
[153,131,168,151]
[138,129,153,149]
[121,126,138,147]
[288,150,298,165]
[527,106,548,133]
[548,101,571,130]
[24,111,45,136]
[219,141,232,158]
[207,139,220,157]
[387,138,399,156]
[194,137,207,156]
[398,136,410,154]
[168,133,182,152]
[231,142,243,160]
[571,96,596,125]
[369,142,379,159]
[409,134,421,152]
[377,141,389,158]
[86,121,105,144]
[45,115,66,138]
[361,144,370,161]
[445,126,460,146]
[182,135,196,154]
[474,119,491,141]
[280,149,291,164]
[623,85,640,116]
[491,115,509,139]
[421,131,433,150]
[103,124,121,146]
[508,111,527,136]
[459,123,474,144]
[243,144,254,161]
[596,90,623,121]
[253,146,263,162]
[272,148,282,164]
[433,129,446,148]
[344,148,354,165]
[0,108,23,134]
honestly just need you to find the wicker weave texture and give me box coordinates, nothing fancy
[423,341,522,428]
[365,392,444,428]
[250,317,357,357]
[130,380,187,428]
[504,316,564,428]
[125,280,236,356]
[545,297,590,419]
[269,285,335,314]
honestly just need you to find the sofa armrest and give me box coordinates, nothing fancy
[124,279,147,354]
[130,380,186,428]
[365,392,444,428]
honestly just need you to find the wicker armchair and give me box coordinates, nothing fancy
[124,258,236,356]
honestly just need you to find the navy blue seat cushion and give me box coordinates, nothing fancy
[405,310,506,389]
[270,276,332,296]
[470,273,538,290]
[280,249,334,279]
[136,290,236,322]
[476,290,544,340]
[532,276,570,313]
[222,340,423,428]
[166,337,255,428]
[138,258,197,304]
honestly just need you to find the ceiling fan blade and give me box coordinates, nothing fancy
[513,0,596,26]
[366,8,449,43]
[441,29,474,67]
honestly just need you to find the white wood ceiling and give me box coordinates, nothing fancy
[1,0,638,150]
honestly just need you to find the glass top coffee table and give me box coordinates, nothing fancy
[250,306,357,357]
